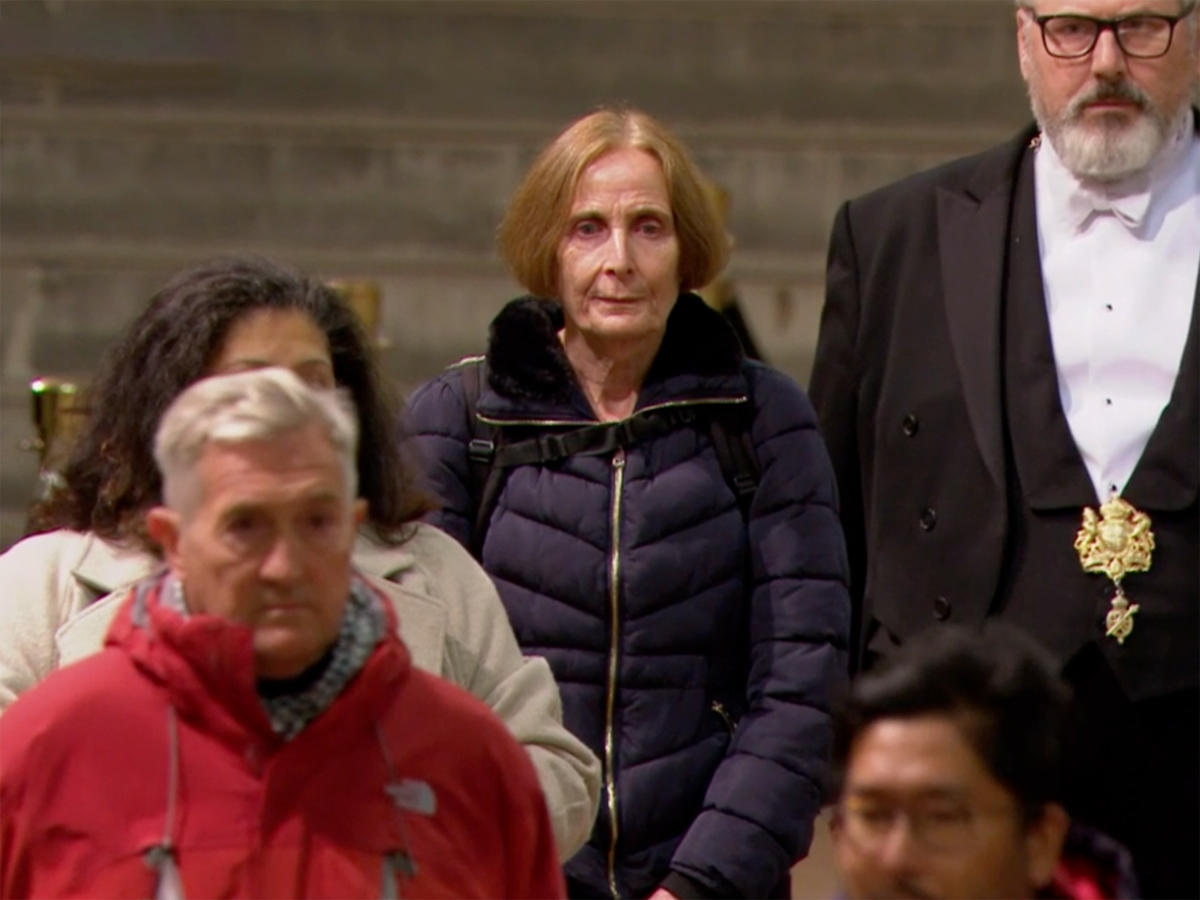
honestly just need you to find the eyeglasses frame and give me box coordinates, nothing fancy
[1030,9,1194,59]
[835,797,1020,855]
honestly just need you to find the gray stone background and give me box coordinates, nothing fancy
[0,0,1029,551]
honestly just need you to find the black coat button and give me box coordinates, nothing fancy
[933,596,951,621]
[902,414,919,437]
[919,508,937,531]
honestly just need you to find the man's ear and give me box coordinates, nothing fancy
[352,498,368,527]
[1025,802,1070,890]
[146,506,185,577]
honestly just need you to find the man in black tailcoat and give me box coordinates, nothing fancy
[810,2,1199,895]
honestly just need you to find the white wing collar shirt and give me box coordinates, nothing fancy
[1035,111,1200,503]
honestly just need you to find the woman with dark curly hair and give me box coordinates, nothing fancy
[0,255,600,859]
[28,257,425,548]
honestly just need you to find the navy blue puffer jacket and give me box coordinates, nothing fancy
[406,295,850,898]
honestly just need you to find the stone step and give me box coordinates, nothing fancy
[1,114,1013,260]
[0,1,1025,128]
[0,250,822,379]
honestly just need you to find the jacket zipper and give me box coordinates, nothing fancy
[476,395,749,428]
[605,447,626,899]
[711,700,737,734]
[478,395,749,897]
[631,396,747,415]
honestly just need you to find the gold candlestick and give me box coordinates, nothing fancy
[328,279,388,348]
[27,377,88,495]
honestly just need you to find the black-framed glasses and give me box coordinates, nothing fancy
[1031,11,1193,59]
[836,798,1017,854]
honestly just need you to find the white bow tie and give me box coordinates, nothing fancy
[1065,182,1152,232]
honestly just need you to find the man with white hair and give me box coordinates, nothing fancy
[810,1,1198,895]
[0,368,566,899]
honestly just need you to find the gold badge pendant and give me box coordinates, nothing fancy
[1074,496,1154,645]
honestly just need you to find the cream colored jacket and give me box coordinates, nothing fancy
[0,523,600,860]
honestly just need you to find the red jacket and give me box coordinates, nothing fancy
[0,581,566,899]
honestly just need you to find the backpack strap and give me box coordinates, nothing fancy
[459,358,511,560]
[707,399,760,522]
[460,356,760,556]
[491,406,697,469]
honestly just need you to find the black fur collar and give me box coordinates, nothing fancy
[486,293,745,404]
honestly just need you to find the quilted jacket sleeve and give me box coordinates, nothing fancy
[665,365,851,898]
[404,365,478,549]
[403,372,603,861]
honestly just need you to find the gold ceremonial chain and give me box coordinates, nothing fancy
[1074,496,1155,645]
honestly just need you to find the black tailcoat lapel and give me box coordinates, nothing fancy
[935,127,1038,490]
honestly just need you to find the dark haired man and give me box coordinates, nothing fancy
[830,625,1138,900]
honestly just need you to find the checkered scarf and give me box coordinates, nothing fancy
[160,573,388,740]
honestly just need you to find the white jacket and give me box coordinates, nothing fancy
[0,523,601,860]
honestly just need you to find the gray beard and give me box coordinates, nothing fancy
[1029,80,1184,183]
[1045,110,1166,182]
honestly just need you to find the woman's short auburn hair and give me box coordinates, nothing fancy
[498,108,730,298]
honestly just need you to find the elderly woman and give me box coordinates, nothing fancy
[0,256,600,860]
[405,109,851,899]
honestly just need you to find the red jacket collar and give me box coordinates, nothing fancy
[103,575,412,753]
